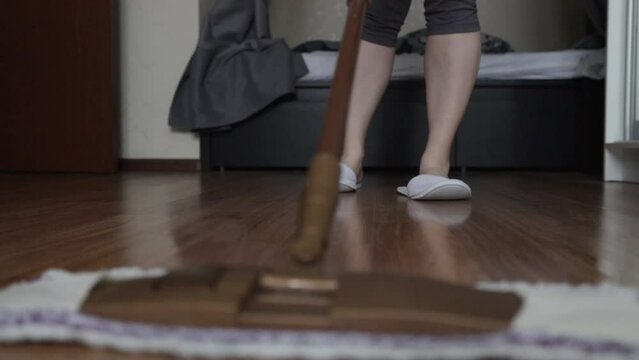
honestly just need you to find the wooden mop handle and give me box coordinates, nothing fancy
[291,0,371,263]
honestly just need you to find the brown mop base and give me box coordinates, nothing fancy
[81,267,522,335]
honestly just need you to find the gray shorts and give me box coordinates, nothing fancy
[362,0,480,47]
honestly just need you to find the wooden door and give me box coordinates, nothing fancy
[0,0,117,172]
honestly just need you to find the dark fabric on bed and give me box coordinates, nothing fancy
[294,40,341,53]
[396,30,513,55]
[480,33,514,54]
[169,0,308,131]
[294,32,513,55]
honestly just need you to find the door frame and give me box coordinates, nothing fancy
[605,0,639,182]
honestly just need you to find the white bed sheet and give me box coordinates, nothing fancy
[299,49,606,82]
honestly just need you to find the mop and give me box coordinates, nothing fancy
[290,0,371,264]
[2,269,639,360]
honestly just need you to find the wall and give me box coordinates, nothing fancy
[477,0,586,52]
[119,0,199,160]
[270,0,587,52]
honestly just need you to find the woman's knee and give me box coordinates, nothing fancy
[424,0,480,36]
[361,0,412,47]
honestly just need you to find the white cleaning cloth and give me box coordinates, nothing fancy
[1,269,638,360]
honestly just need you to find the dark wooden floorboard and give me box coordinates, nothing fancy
[0,171,638,286]
[0,171,638,358]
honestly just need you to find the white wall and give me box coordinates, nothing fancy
[119,0,199,160]
[477,0,585,52]
[271,0,586,52]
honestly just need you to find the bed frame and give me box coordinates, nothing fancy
[199,78,604,173]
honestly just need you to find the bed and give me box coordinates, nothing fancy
[300,50,606,82]
[200,50,605,173]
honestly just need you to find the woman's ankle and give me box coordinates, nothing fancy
[341,155,364,179]
[419,160,450,177]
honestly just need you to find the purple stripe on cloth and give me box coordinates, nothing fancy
[0,310,637,356]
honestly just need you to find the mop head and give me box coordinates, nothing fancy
[1,268,638,360]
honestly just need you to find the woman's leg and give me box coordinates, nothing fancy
[421,0,481,177]
[341,0,411,177]
[421,32,481,176]
[341,41,395,176]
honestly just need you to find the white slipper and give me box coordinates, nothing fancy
[397,175,472,200]
[338,163,362,193]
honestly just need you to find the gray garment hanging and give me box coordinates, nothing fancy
[169,0,308,130]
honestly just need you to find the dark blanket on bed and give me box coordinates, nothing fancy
[396,31,514,55]
[294,32,514,55]
[169,0,308,130]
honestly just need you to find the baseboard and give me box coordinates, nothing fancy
[120,159,200,172]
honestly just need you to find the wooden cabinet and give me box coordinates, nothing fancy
[0,0,117,172]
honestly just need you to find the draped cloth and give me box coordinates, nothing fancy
[169,0,308,130]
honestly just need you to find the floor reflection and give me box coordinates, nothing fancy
[107,172,637,284]
[327,191,476,282]
[400,199,475,283]
[327,194,371,272]
[117,173,203,267]
[168,172,301,270]
[599,183,639,287]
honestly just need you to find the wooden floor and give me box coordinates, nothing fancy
[1,170,638,358]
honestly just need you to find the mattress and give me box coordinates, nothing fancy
[298,49,606,83]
